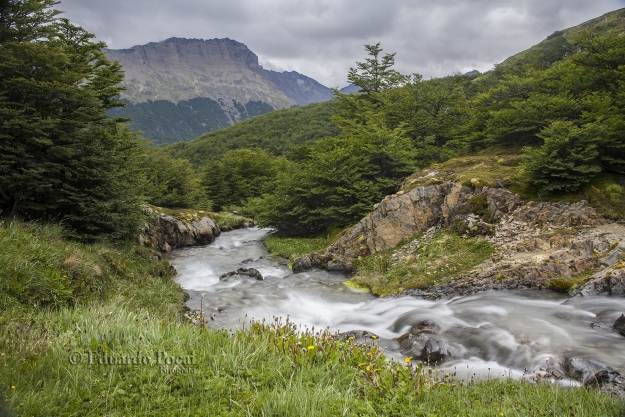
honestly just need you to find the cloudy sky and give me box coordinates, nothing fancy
[57,0,625,88]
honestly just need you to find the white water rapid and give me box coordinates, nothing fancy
[169,227,625,384]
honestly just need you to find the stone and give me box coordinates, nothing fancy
[219,268,263,281]
[600,248,621,267]
[419,338,449,364]
[292,255,313,274]
[410,319,439,334]
[564,357,607,381]
[337,330,378,342]
[614,314,625,337]
[140,212,220,250]
[160,242,172,253]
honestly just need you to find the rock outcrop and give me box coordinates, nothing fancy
[292,181,625,298]
[139,207,220,251]
[294,182,605,274]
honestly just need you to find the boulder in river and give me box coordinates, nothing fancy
[419,338,450,364]
[564,357,607,381]
[410,319,439,335]
[219,268,264,281]
[584,369,625,397]
[614,314,625,337]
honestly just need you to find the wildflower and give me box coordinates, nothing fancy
[358,362,367,367]
[11,386,15,389]
[366,365,371,371]
[196,315,201,320]
[500,414,504,417]
[371,335,377,339]
[404,356,413,363]
[349,336,355,340]
[374,368,381,372]
[307,345,315,351]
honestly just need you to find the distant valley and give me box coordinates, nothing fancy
[106,37,340,144]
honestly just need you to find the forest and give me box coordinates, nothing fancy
[166,33,625,236]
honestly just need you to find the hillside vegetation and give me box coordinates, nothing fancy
[500,8,625,70]
[167,100,340,165]
[109,97,274,145]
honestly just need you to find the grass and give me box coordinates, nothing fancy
[1,220,624,416]
[351,231,496,296]
[264,233,328,262]
[401,147,526,192]
[545,269,597,293]
[207,211,254,231]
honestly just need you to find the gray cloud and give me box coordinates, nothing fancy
[57,0,625,87]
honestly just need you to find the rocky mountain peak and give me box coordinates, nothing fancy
[105,37,334,144]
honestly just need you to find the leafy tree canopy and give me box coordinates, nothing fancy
[0,0,144,240]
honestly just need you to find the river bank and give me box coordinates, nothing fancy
[1,219,624,415]
[170,226,625,398]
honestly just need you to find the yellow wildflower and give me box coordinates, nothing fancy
[371,335,377,339]
[349,336,355,340]
[404,356,413,363]
[358,362,367,367]
[11,386,15,389]
[366,365,371,371]
[307,345,315,351]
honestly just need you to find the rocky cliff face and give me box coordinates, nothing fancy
[106,38,334,144]
[107,38,297,109]
[294,182,625,298]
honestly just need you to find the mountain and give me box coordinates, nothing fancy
[106,37,334,144]
[500,8,625,69]
[166,8,625,168]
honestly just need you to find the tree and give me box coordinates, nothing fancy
[203,148,288,211]
[0,1,144,240]
[347,43,407,95]
[524,121,601,192]
[142,147,210,209]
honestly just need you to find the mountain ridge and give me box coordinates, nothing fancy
[106,37,335,144]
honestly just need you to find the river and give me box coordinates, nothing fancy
[169,227,625,383]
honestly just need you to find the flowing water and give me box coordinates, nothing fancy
[169,227,625,383]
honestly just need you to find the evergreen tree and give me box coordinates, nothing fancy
[0,0,143,240]
[524,121,601,192]
[204,148,288,211]
[347,43,407,95]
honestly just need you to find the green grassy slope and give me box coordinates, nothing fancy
[166,99,339,166]
[500,8,625,69]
